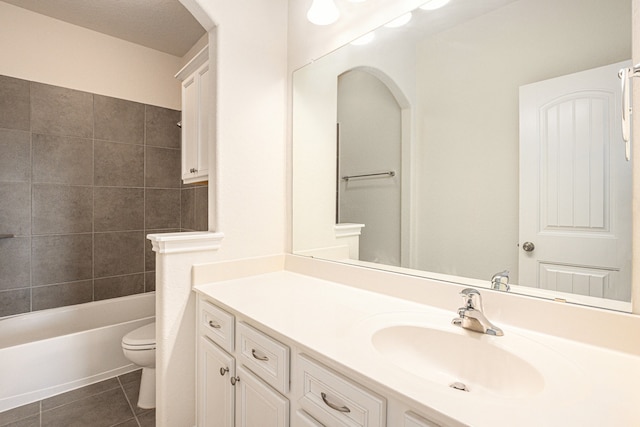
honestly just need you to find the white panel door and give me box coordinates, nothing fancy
[198,336,235,427]
[519,61,632,301]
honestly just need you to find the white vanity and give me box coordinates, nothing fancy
[192,255,640,427]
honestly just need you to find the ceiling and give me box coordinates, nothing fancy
[1,0,206,57]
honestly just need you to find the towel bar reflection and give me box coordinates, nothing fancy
[342,171,395,181]
[0,234,15,239]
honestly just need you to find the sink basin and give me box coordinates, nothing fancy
[349,310,589,403]
[371,325,544,398]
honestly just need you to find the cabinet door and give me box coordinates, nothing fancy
[182,74,199,181]
[236,366,289,427]
[198,336,235,427]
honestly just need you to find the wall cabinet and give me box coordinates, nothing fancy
[176,46,210,184]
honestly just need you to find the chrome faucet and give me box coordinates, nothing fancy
[452,288,503,336]
[491,270,510,291]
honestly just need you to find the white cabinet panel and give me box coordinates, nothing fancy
[177,46,210,184]
[236,366,289,427]
[198,336,235,427]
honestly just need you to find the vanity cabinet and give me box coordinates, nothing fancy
[176,46,210,184]
[196,294,445,427]
[196,298,290,427]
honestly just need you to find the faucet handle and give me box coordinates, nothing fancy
[459,288,483,310]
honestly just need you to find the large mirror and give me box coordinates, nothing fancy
[292,0,633,311]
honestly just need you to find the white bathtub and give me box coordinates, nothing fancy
[0,293,155,412]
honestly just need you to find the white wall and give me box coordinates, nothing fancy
[184,0,289,261]
[0,1,182,109]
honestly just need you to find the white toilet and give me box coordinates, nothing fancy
[121,322,156,409]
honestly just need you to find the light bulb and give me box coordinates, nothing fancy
[419,0,450,11]
[307,0,340,25]
[384,12,412,28]
[351,32,375,46]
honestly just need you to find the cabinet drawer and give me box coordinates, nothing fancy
[298,354,386,427]
[199,299,235,352]
[237,322,290,394]
[405,411,440,427]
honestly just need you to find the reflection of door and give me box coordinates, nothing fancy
[337,69,401,266]
[519,61,632,301]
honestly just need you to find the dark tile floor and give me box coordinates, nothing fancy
[0,370,155,427]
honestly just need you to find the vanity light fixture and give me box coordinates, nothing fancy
[419,0,450,11]
[384,12,412,28]
[351,31,375,45]
[307,0,340,25]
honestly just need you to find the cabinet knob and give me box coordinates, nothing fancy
[230,376,240,386]
[190,168,197,173]
[219,367,229,376]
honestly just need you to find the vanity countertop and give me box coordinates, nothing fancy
[194,270,640,427]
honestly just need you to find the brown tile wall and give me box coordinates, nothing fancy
[0,75,208,317]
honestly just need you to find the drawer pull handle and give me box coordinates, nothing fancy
[219,367,229,376]
[251,349,269,361]
[208,320,221,329]
[320,392,351,413]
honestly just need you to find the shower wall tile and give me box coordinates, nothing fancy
[94,274,144,300]
[0,182,31,236]
[144,272,156,293]
[145,105,181,149]
[94,231,144,278]
[94,187,144,232]
[32,234,93,286]
[32,134,93,185]
[31,83,93,138]
[145,189,181,229]
[94,140,144,187]
[0,129,30,182]
[180,188,195,231]
[145,146,181,188]
[94,95,144,145]
[0,288,30,317]
[32,185,93,234]
[195,185,209,231]
[0,75,30,131]
[0,237,30,291]
[0,75,196,316]
[32,280,93,311]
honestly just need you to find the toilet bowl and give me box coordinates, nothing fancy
[122,321,156,409]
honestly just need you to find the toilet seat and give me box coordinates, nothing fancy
[122,322,156,351]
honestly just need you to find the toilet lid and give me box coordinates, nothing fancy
[122,322,155,347]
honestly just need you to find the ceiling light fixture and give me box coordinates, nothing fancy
[384,12,412,28]
[419,0,450,11]
[307,0,340,25]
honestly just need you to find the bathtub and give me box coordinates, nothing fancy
[0,293,155,412]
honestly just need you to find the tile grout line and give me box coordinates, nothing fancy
[116,376,141,427]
